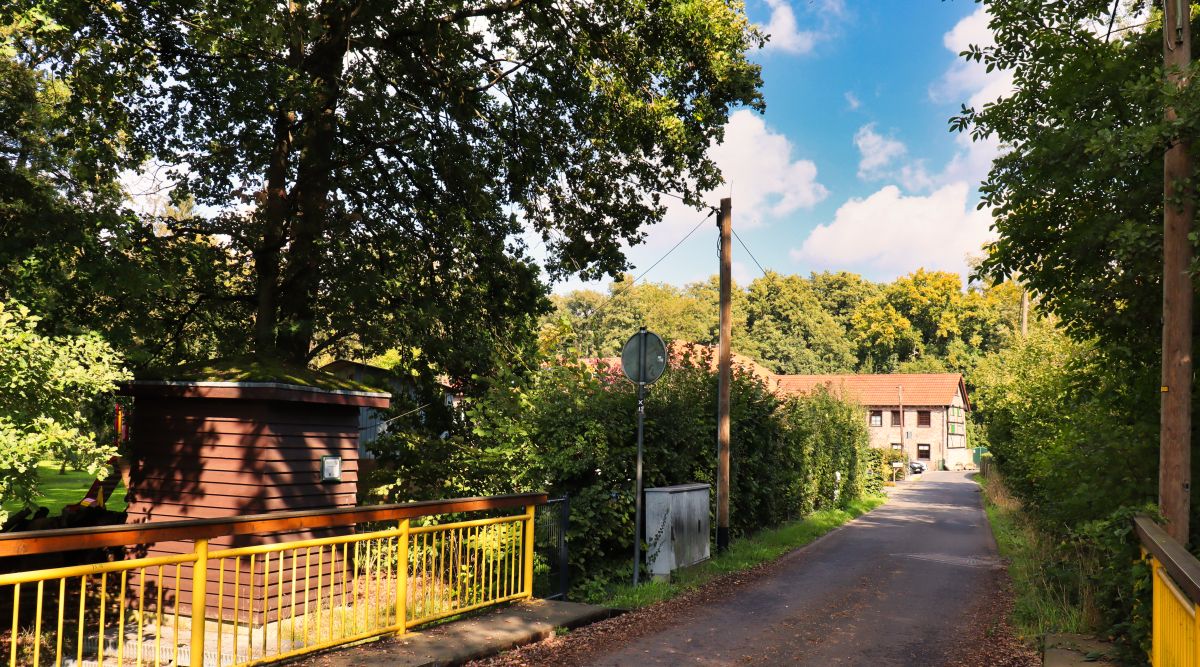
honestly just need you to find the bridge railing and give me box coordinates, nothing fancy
[1135,515,1200,667]
[0,492,546,667]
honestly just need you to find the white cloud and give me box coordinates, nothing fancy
[707,109,828,226]
[790,183,995,280]
[761,0,846,55]
[762,0,818,55]
[932,5,1014,110]
[844,91,861,110]
[920,7,1014,192]
[547,110,827,292]
[854,123,907,180]
[937,11,1011,120]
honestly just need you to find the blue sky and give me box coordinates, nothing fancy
[551,0,1007,292]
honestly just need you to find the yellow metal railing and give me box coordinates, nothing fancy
[1149,553,1198,667]
[0,503,538,666]
[1136,516,1200,667]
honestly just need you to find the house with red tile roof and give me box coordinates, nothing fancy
[582,342,972,471]
[775,373,972,471]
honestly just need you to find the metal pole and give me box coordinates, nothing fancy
[559,495,570,599]
[1161,0,1193,545]
[189,539,208,667]
[633,328,647,586]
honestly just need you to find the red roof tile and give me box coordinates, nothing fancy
[774,373,969,410]
[581,342,970,410]
[581,342,778,386]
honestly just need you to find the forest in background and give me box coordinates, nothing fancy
[549,268,1025,379]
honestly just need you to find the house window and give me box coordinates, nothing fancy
[917,411,931,427]
[891,443,902,451]
[917,444,931,460]
[869,410,882,427]
[890,410,901,426]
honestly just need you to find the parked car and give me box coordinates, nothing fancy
[908,461,926,475]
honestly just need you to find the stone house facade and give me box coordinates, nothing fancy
[774,373,972,471]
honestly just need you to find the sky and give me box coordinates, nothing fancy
[545,0,1009,294]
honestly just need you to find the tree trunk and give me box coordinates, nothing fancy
[254,109,294,360]
[274,6,352,364]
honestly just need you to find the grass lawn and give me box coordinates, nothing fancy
[1,461,127,518]
[976,472,1093,638]
[596,495,887,609]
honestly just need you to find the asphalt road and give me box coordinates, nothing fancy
[587,471,1000,666]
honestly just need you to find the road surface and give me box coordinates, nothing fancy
[587,471,999,666]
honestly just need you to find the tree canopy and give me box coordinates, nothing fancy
[956,0,1168,365]
[1,0,765,373]
[551,268,1023,376]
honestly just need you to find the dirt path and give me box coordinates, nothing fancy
[473,471,1037,667]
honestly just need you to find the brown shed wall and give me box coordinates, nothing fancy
[123,384,388,625]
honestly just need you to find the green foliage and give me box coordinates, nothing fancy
[974,322,1157,528]
[0,301,130,521]
[979,470,1154,665]
[953,4,1200,655]
[741,272,857,374]
[972,319,1159,659]
[3,0,765,367]
[957,0,1168,365]
[978,472,1095,639]
[551,270,1020,376]
[371,325,872,598]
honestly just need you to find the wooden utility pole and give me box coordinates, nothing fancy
[1020,290,1029,337]
[717,197,732,553]
[1161,0,1193,545]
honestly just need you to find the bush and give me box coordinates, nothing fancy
[0,301,130,521]
[371,336,873,597]
[973,323,1159,661]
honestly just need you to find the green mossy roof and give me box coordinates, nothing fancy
[138,358,384,393]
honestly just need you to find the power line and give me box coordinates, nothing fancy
[360,402,434,434]
[588,207,717,320]
[731,228,768,278]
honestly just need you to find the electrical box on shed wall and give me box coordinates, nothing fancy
[644,483,711,580]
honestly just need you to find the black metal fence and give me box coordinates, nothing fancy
[535,496,570,600]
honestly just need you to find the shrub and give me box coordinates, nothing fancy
[973,324,1159,661]
[0,301,130,520]
[372,337,873,597]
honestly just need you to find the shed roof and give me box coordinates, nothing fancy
[774,373,970,410]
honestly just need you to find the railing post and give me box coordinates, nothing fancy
[522,505,536,599]
[1153,557,1162,667]
[190,539,208,667]
[396,519,409,633]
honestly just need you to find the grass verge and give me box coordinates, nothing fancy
[0,461,128,517]
[597,495,886,610]
[976,472,1095,639]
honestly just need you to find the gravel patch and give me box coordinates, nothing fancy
[938,567,1039,667]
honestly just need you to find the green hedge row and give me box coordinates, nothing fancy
[371,347,872,597]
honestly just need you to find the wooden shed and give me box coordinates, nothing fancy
[121,379,390,624]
